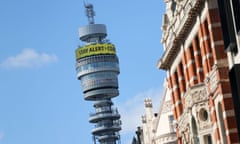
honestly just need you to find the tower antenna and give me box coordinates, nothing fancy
[84,1,95,24]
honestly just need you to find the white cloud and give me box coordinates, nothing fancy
[116,86,164,142]
[0,48,58,69]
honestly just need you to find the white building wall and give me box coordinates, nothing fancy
[141,82,177,144]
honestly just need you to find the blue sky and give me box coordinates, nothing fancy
[0,0,166,143]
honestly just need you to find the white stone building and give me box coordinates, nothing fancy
[138,82,177,144]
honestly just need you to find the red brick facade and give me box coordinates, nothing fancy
[158,0,240,143]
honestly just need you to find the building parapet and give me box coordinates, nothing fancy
[158,0,205,70]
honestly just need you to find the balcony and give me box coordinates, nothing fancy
[89,111,121,123]
[91,121,121,135]
[84,88,119,100]
[97,135,119,142]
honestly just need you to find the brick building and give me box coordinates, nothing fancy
[157,0,240,143]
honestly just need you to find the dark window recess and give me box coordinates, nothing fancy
[232,0,240,33]
[217,0,238,53]
[171,0,177,16]
[229,64,240,139]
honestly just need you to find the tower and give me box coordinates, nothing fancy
[75,3,121,144]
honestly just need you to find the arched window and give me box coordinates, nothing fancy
[217,102,227,143]
[191,117,199,144]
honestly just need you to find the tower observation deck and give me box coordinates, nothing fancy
[75,3,121,144]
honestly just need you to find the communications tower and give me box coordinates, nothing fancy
[75,3,121,144]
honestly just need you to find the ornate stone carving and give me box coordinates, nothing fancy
[161,100,172,113]
[178,84,211,137]
[144,98,153,108]
[197,108,212,130]
[177,110,190,133]
[184,84,208,109]
[209,66,218,92]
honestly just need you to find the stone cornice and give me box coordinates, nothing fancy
[158,0,205,70]
[155,132,177,143]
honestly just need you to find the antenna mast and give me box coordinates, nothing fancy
[84,2,95,24]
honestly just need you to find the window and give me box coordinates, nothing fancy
[217,102,227,143]
[229,64,240,138]
[204,135,212,144]
[231,0,240,33]
[217,0,238,53]
[192,118,199,144]
[171,0,177,16]
[199,108,208,121]
[169,115,175,132]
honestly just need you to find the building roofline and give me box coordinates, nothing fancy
[157,0,204,70]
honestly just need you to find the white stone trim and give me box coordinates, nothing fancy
[178,76,184,81]
[183,64,187,70]
[213,122,218,130]
[175,100,181,107]
[208,22,221,29]
[226,128,238,136]
[203,53,213,61]
[216,140,221,144]
[218,94,232,102]
[196,67,203,73]
[200,35,210,43]
[169,45,184,75]
[172,85,179,91]
[199,36,210,48]
[210,106,215,114]
[223,93,232,99]
[194,50,201,56]
[183,22,199,51]
[186,60,195,68]
[186,82,190,88]
[200,1,208,22]
[216,93,232,100]
[211,40,224,49]
[189,76,197,84]
[214,94,228,144]
[223,110,235,119]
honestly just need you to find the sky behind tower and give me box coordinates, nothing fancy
[0,0,165,143]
